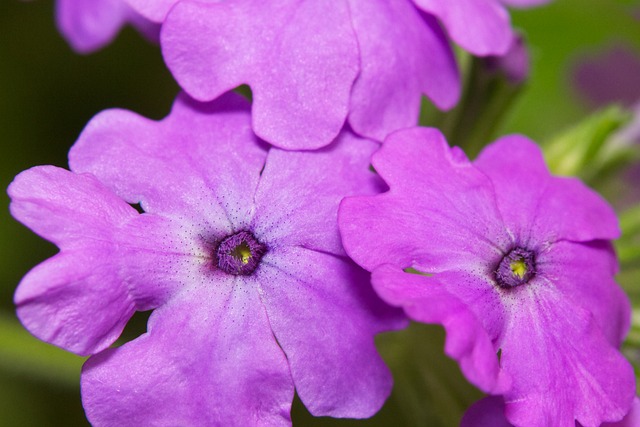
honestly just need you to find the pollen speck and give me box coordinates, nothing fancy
[510,259,527,279]
[232,242,252,265]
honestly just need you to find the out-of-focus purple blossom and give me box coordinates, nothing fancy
[120,0,549,149]
[339,128,635,427]
[571,43,640,207]
[56,0,158,53]
[572,43,640,109]
[8,92,404,425]
[461,396,640,427]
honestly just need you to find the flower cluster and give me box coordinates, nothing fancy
[9,0,637,426]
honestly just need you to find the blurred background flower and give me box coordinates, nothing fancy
[1,0,639,425]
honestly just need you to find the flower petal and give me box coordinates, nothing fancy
[339,127,510,273]
[253,130,383,257]
[372,264,510,394]
[161,0,359,149]
[14,248,135,356]
[69,92,267,236]
[412,0,512,56]
[461,396,640,427]
[347,0,459,141]
[56,0,129,53]
[474,135,620,243]
[9,166,197,354]
[608,397,640,427]
[256,247,405,418]
[460,396,512,427]
[541,240,630,347]
[82,280,294,426]
[8,166,135,248]
[498,277,635,427]
[123,0,178,22]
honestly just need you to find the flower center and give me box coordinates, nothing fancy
[215,231,266,276]
[495,247,536,288]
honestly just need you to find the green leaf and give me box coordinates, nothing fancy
[617,205,640,269]
[0,312,84,387]
[543,105,634,181]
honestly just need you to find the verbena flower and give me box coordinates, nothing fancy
[125,0,543,149]
[338,128,635,426]
[461,396,640,427]
[8,92,403,425]
[56,0,158,53]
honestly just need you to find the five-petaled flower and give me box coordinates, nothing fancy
[338,128,635,427]
[8,92,404,426]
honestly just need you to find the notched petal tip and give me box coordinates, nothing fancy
[15,251,136,356]
[412,0,513,56]
[475,134,620,242]
[161,0,359,150]
[8,166,137,246]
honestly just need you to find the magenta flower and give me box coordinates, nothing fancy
[8,93,403,425]
[56,0,158,53]
[121,0,540,149]
[339,128,635,426]
[461,396,640,427]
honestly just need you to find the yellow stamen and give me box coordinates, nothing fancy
[232,243,252,265]
[510,258,527,279]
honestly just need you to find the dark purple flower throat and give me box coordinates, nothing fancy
[215,231,267,276]
[495,247,536,288]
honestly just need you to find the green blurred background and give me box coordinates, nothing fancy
[0,0,638,425]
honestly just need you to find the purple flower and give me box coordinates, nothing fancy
[338,128,635,426]
[461,396,640,427]
[8,93,403,425]
[571,43,640,207]
[56,0,158,53]
[572,43,640,109]
[123,0,537,149]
